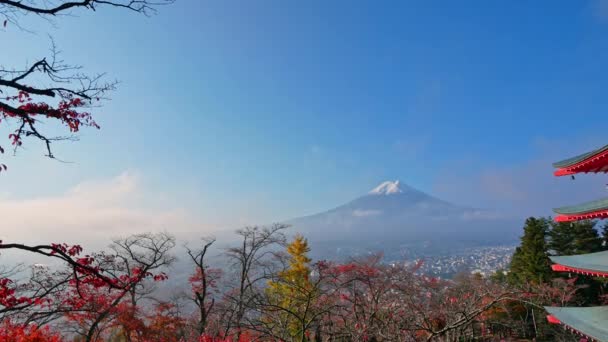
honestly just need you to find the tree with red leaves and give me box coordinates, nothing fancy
[186,238,223,337]
[0,235,174,342]
[61,233,175,341]
[0,0,173,168]
[0,320,62,341]
[0,1,174,339]
[299,255,519,342]
[0,242,123,324]
[145,301,188,341]
[0,225,573,341]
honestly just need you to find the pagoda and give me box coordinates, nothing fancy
[545,144,608,342]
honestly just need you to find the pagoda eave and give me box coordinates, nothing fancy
[544,306,608,342]
[551,263,608,278]
[553,145,608,177]
[553,197,608,222]
[553,169,578,177]
[546,314,601,342]
[554,210,608,222]
[549,251,608,279]
[554,165,608,177]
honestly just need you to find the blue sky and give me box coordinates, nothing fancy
[2,1,608,233]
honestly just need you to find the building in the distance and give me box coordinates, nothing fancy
[545,144,608,342]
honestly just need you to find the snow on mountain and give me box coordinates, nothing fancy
[369,180,405,195]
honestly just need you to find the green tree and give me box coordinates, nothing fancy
[508,217,552,285]
[548,220,602,256]
[490,269,508,284]
[570,220,603,254]
[601,222,608,251]
[548,221,576,256]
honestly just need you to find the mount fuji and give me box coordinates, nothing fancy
[285,180,520,259]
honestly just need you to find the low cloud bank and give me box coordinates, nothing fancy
[0,171,211,251]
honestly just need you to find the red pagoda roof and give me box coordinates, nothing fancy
[554,209,608,222]
[553,197,608,222]
[549,251,608,278]
[545,306,608,341]
[548,145,608,342]
[553,144,608,177]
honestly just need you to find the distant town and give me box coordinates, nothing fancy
[392,245,516,278]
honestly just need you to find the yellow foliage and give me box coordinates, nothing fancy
[266,234,314,339]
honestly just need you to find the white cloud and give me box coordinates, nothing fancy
[0,171,211,250]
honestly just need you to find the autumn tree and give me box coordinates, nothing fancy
[264,234,316,341]
[0,0,172,169]
[186,237,222,336]
[417,273,518,341]
[309,255,519,342]
[62,232,175,342]
[144,301,188,341]
[0,242,126,327]
[0,0,174,336]
[0,319,62,341]
[319,254,403,341]
[221,224,287,338]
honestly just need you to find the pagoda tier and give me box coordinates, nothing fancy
[553,197,608,222]
[545,306,608,342]
[549,251,608,278]
[553,144,608,177]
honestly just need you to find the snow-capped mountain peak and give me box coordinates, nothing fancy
[369,180,405,195]
[287,179,519,257]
